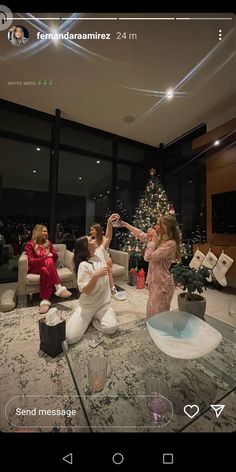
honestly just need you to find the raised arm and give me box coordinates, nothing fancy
[103,213,120,250]
[121,221,147,243]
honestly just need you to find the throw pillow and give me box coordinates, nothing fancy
[56,249,66,269]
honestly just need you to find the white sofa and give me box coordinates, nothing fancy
[17,245,129,306]
[17,244,77,306]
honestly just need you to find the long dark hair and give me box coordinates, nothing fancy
[90,223,103,246]
[74,236,90,274]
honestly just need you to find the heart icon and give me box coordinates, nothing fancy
[184,404,199,419]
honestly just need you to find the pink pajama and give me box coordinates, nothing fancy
[144,240,177,317]
[130,228,177,318]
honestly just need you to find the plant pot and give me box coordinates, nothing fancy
[177,293,206,320]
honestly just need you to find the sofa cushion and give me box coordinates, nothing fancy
[52,244,67,269]
[57,267,74,282]
[112,263,125,277]
[56,250,66,269]
[26,268,73,286]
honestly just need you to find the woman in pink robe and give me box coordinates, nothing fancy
[121,215,181,317]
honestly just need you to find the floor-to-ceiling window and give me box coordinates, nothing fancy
[0,137,50,282]
[0,99,207,282]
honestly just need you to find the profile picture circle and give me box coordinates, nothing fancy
[8,25,29,46]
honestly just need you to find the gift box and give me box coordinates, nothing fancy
[39,317,65,358]
[136,268,145,289]
[129,268,138,286]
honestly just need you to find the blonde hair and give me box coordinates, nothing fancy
[158,214,181,260]
[32,224,49,253]
[90,223,103,247]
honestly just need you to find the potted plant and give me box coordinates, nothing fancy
[170,263,210,319]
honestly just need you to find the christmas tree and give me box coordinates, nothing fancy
[122,168,176,268]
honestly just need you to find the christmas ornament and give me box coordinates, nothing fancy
[149,168,156,177]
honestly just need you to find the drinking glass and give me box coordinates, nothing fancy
[145,374,169,422]
[88,357,107,393]
[112,218,122,227]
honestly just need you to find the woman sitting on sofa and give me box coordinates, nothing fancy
[25,224,72,314]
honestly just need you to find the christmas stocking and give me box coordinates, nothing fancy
[201,249,218,282]
[212,251,234,287]
[189,249,205,270]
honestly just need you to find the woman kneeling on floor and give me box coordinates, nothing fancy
[25,224,72,314]
[66,234,119,345]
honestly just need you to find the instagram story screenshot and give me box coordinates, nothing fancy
[0,1,235,468]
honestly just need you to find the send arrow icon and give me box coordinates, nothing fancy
[210,404,225,418]
[62,453,73,465]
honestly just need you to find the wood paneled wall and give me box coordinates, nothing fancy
[192,118,236,245]
[192,119,236,287]
[207,146,236,245]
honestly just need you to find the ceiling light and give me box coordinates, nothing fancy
[124,115,135,123]
[166,89,174,100]
[51,30,59,43]
[96,160,100,164]
[33,170,37,173]
[36,147,40,151]
[78,177,82,180]
[214,140,220,146]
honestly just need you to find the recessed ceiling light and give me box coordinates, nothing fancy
[124,115,135,123]
[214,140,220,146]
[33,170,37,173]
[78,177,82,180]
[166,89,174,100]
[96,160,100,164]
[36,147,40,151]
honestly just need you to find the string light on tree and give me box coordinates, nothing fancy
[122,168,180,267]
[105,199,130,249]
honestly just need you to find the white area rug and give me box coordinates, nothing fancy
[0,284,235,432]
[0,283,148,432]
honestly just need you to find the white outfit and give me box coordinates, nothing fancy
[66,247,118,344]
